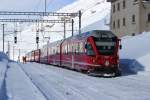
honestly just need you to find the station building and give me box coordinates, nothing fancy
[107,0,150,37]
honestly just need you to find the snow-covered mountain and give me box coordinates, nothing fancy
[42,0,110,42]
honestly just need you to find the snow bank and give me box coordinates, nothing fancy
[0,52,9,91]
[0,52,9,62]
[0,61,8,100]
[137,53,150,72]
[6,62,47,100]
[120,32,150,59]
[120,32,150,74]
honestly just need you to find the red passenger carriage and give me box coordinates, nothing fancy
[26,30,122,76]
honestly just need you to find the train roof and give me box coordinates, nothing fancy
[41,30,117,49]
[67,30,116,40]
[82,30,116,37]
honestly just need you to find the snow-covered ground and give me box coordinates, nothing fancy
[0,61,150,100]
[21,63,150,100]
[0,52,9,100]
[0,31,150,99]
[6,62,47,100]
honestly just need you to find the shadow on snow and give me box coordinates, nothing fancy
[120,59,145,76]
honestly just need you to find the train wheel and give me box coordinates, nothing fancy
[81,70,88,74]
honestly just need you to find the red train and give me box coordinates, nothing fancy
[26,30,122,76]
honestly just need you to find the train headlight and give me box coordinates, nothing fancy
[105,61,109,66]
[93,59,95,63]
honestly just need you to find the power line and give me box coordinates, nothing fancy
[0,19,72,23]
[0,11,78,17]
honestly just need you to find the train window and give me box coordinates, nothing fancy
[49,48,51,55]
[68,44,70,54]
[72,46,74,54]
[85,42,95,56]
[57,46,59,54]
[77,43,80,54]
[79,42,83,53]
[87,50,95,56]
[62,45,65,54]
[50,48,52,55]
[76,43,79,54]
[65,45,68,55]
[62,45,67,55]
[67,44,69,55]
[73,43,78,55]
[93,37,116,55]
[69,44,72,54]
[53,49,55,55]
[93,30,116,39]
[73,44,76,54]
[64,46,66,54]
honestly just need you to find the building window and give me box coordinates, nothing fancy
[134,0,138,2]
[148,13,150,22]
[117,19,120,28]
[123,0,126,9]
[117,3,120,11]
[113,21,115,29]
[113,4,115,13]
[123,18,126,26]
[132,33,135,36]
[132,14,135,23]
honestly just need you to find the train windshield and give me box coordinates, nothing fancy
[86,42,95,56]
[93,30,117,55]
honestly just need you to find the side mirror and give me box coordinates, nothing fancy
[85,44,88,49]
[120,45,122,50]
[112,36,117,41]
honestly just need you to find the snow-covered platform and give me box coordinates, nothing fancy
[1,61,150,100]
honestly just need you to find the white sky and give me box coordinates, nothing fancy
[0,0,75,11]
[0,0,43,11]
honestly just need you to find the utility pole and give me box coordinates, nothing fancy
[72,19,74,37]
[2,24,5,52]
[7,41,10,58]
[36,30,39,50]
[64,20,66,39]
[79,10,81,36]
[36,32,39,50]
[18,48,20,62]
[36,21,39,50]
[13,46,15,61]
[45,0,47,13]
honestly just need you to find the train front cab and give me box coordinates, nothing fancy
[85,30,122,76]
